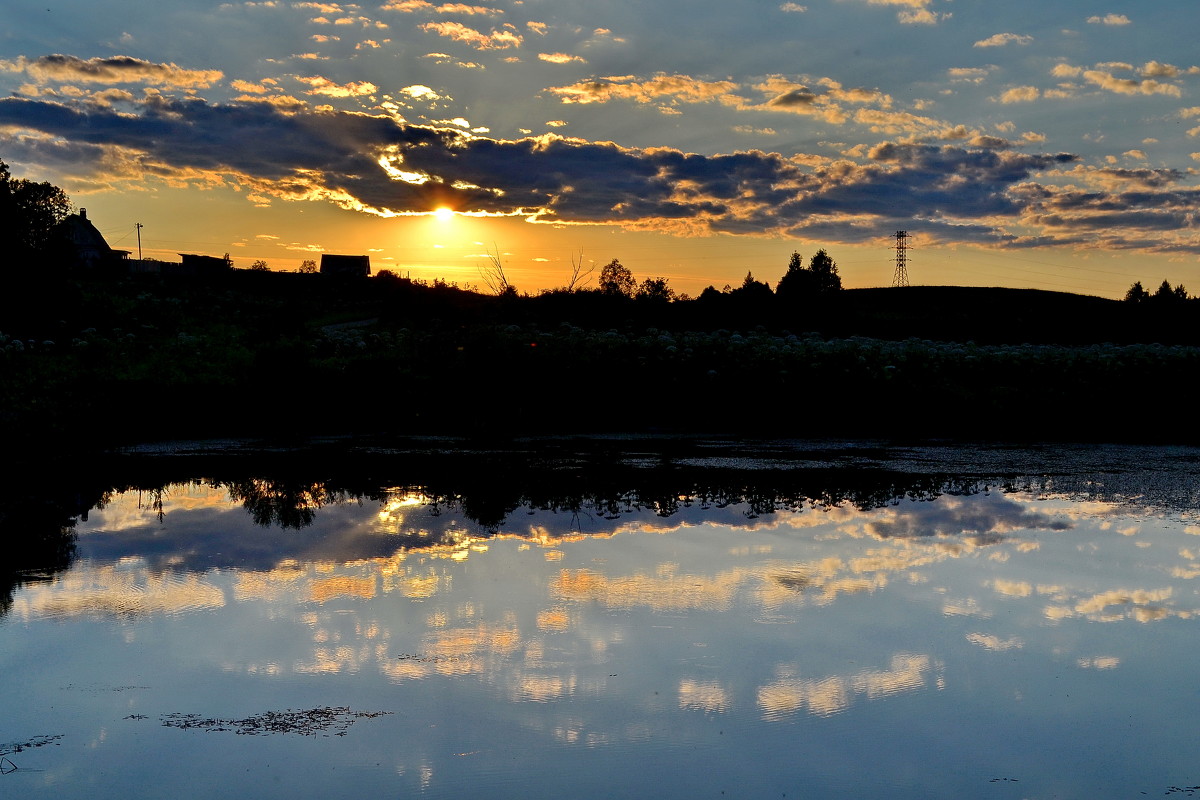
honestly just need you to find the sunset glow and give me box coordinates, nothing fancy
[1,2,1197,296]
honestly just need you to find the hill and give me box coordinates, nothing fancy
[827,286,1131,344]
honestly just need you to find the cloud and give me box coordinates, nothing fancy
[419,21,521,49]
[551,73,898,130]
[847,0,949,24]
[548,74,739,106]
[948,67,996,84]
[435,3,502,14]
[538,53,586,65]
[1,54,222,88]
[9,88,1200,254]
[734,125,778,136]
[998,86,1039,104]
[898,9,948,25]
[1081,68,1182,97]
[1050,62,1192,98]
[1139,61,1200,79]
[380,0,501,11]
[421,52,483,69]
[974,33,1033,48]
[779,3,807,11]
[296,76,378,96]
[1087,14,1130,26]
[399,84,443,101]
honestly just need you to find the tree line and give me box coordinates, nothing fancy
[585,248,842,304]
[1124,280,1190,304]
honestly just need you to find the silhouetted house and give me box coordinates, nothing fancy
[171,253,232,277]
[320,254,370,278]
[56,208,129,269]
[129,258,170,274]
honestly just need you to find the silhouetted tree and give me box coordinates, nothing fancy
[636,276,675,302]
[775,251,809,300]
[298,259,318,274]
[1146,280,1190,304]
[1127,280,1188,304]
[564,249,595,291]
[1124,281,1149,303]
[477,244,517,296]
[731,271,773,303]
[808,249,842,293]
[0,158,73,255]
[249,259,270,271]
[776,249,841,300]
[599,258,635,297]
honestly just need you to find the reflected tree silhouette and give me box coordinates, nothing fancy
[0,493,81,616]
[5,441,1197,619]
[225,479,338,529]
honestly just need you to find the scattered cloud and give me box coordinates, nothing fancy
[400,84,443,101]
[949,67,997,84]
[779,3,807,11]
[974,33,1033,48]
[538,53,586,65]
[549,74,739,106]
[379,0,501,12]
[1049,62,1195,98]
[419,21,521,50]
[734,125,777,136]
[843,0,949,25]
[1087,14,1130,26]
[898,9,949,25]
[421,52,484,69]
[1,54,222,88]
[296,75,378,96]
[231,78,280,93]
[998,86,1039,104]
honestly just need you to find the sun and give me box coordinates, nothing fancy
[433,206,454,222]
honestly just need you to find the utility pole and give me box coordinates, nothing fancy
[136,222,143,261]
[892,230,909,287]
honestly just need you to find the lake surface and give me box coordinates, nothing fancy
[3,439,1200,799]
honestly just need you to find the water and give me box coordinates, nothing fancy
[3,440,1200,799]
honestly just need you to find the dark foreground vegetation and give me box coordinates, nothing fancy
[3,262,1199,447]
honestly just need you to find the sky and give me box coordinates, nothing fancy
[2,1,1198,298]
